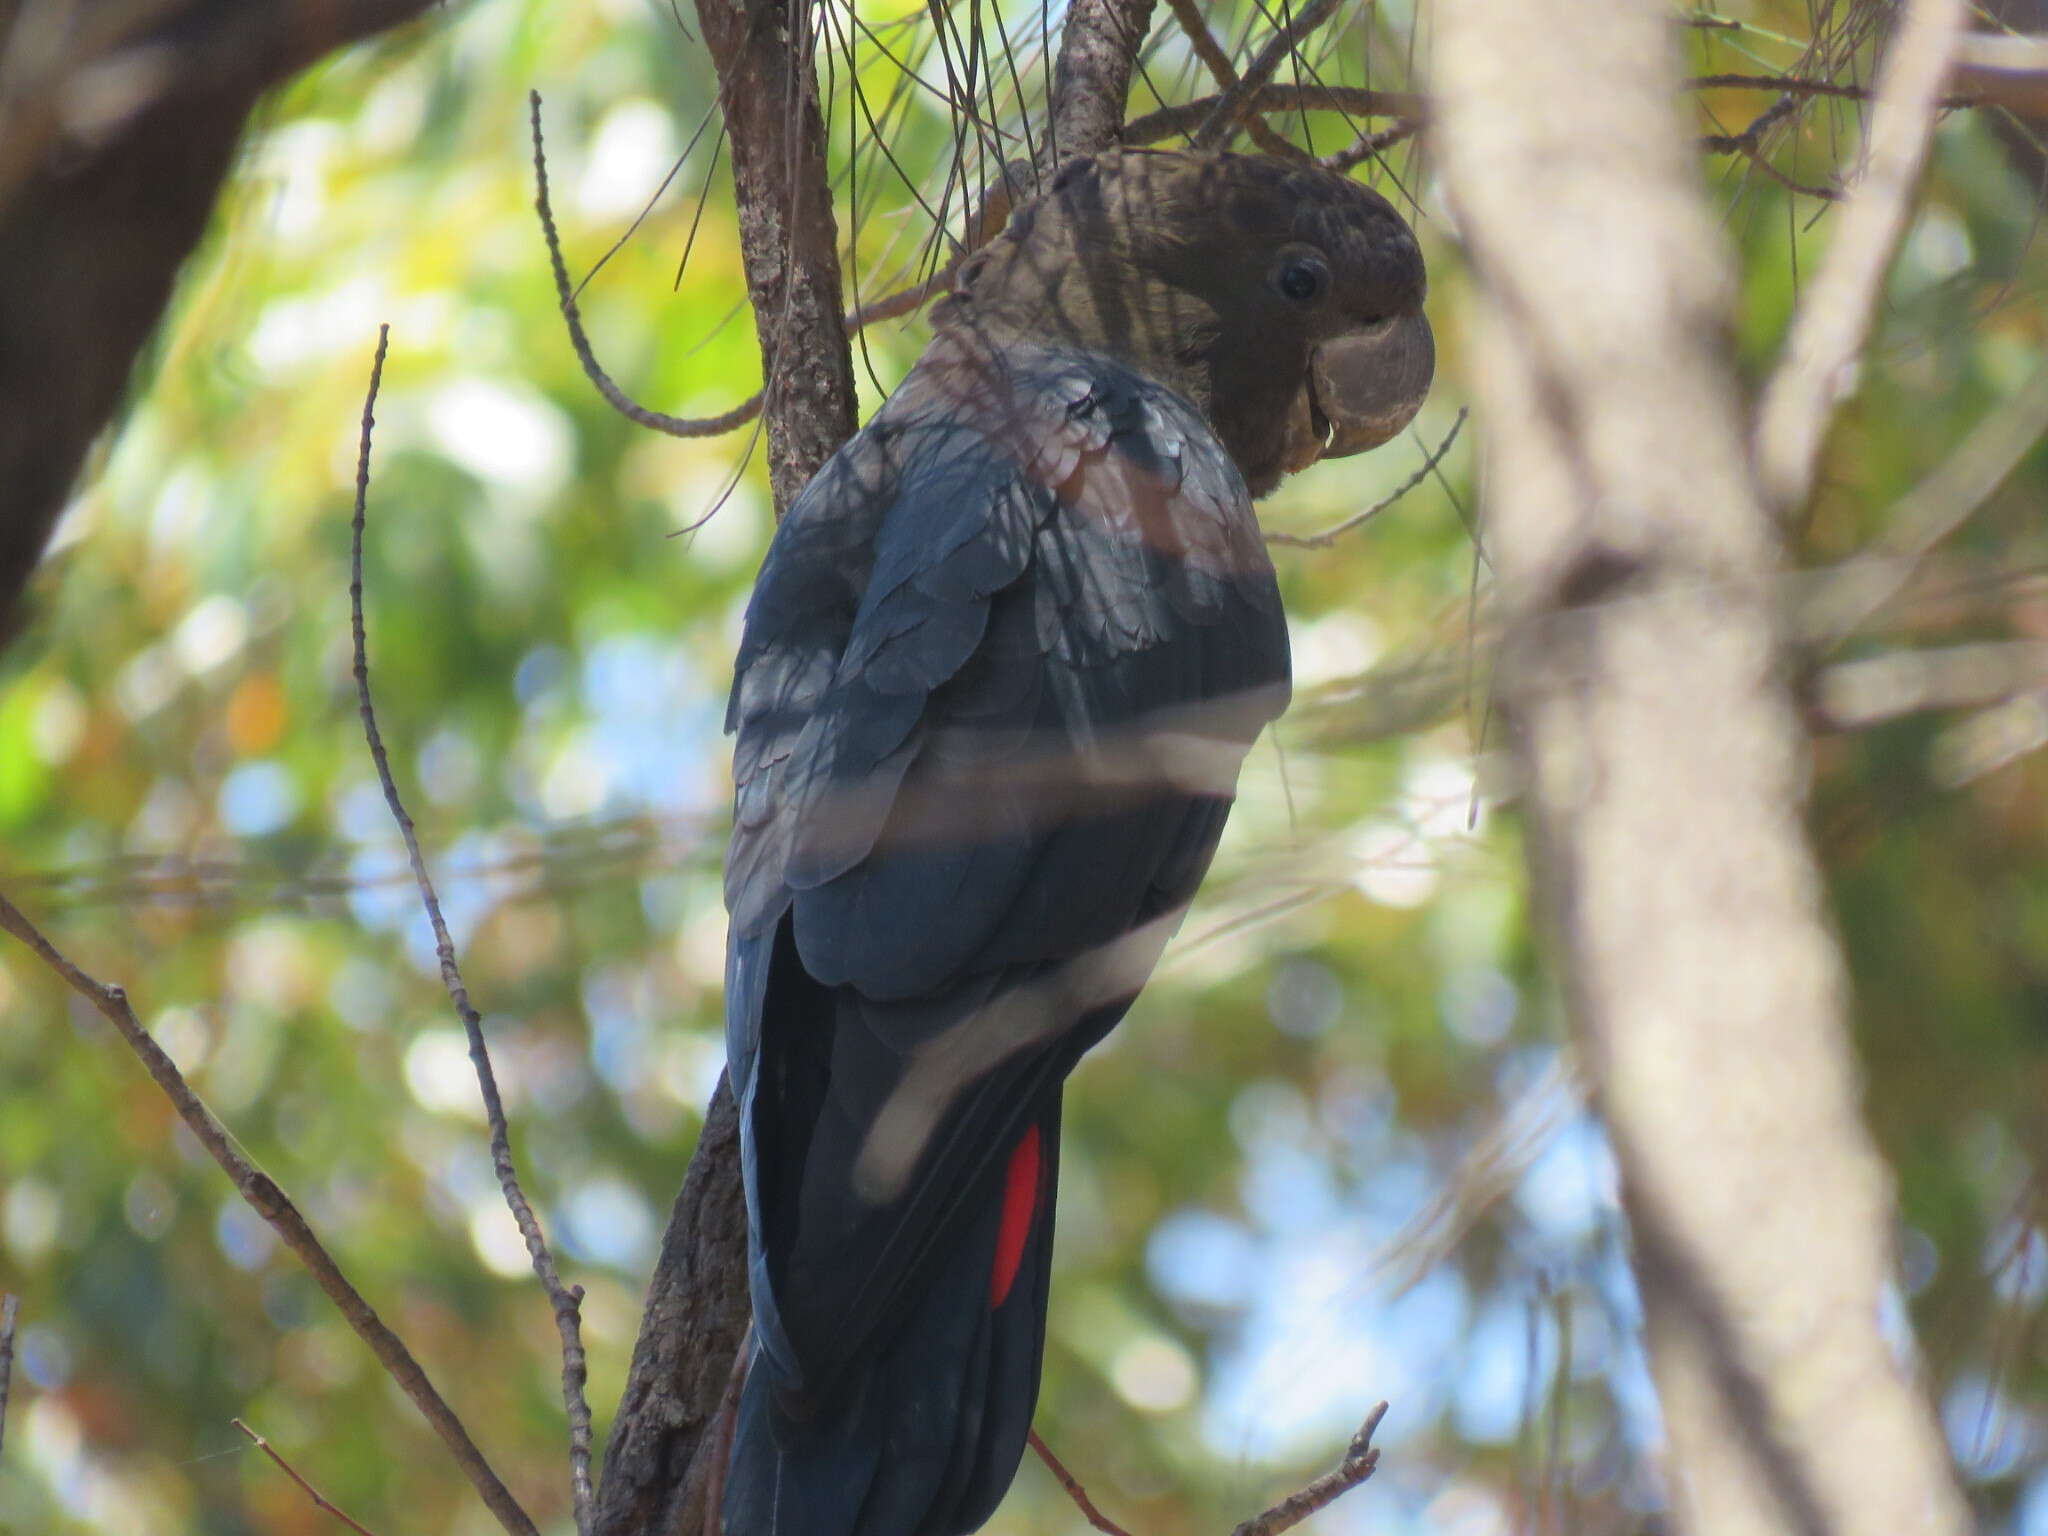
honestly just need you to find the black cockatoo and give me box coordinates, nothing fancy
[721,148,1433,1536]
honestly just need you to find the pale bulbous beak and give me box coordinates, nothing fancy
[1308,308,1436,459]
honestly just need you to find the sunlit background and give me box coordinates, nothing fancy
[2,1,2046,1532]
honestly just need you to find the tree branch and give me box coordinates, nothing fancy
[0,892,541,1536]
[1122,84,1424,147]
[1808,640,2048,732]
[1029,1432,1134,1536]
[689,0,859,516]
[1754,0,1970,514]
[233,1418,384,1536]
[1428,1,1972,1533]
[1266,409,1466,548]
[1163,0,1302,158]
[1228,1402,1386,1536]
[0,0,448,640]
[591,1,863,1528]
[347,326,595,1533]
[530,95,766,441]
[1801,358,2048,645]
[1191,0,1345,150]
[1048,0,1161,165]
[1030,1403,1387,1536]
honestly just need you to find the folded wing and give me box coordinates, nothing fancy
[724,326,1291,1411]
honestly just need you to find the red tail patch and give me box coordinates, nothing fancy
[988,1126,1041,1309]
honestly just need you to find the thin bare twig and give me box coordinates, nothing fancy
[1319,118,1422,173]
[233,1419,383,1536]
[347,325,594,1534]
[1688,72,1975,107]
[1027,1431,1134,1536]
[1267,408,1467,549]
[1031,1404,1387,1536]
[1754,0,1969,513]
[531,93,766,440]
[0,1292,18,1459]
[530,106,1031,451]
[1164,0,1301,157]
[1192,0,1349,149]
[1124,84,1425,148]
[1698,94,1845,200]
[0,893,539,1536]
[1230,1403,1388,1536]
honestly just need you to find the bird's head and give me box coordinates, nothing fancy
[937,147,1434,496]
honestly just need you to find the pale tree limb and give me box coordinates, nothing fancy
[0,893,541,1536]
[1951,30,2048,115]
[347,326,595,1534]
[233,1419,383,1536]
[1754,0,1970,515]
[1810,640,2048,732]
[0,1291,17,1458]
[1428,1,1972,1534]
[1803,357,2048,644]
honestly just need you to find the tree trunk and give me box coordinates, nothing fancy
[1427,2,1971,1532]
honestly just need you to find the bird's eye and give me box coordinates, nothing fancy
[1276,256,1329,303]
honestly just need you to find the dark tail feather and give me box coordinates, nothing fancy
[724,1102,1063,1536]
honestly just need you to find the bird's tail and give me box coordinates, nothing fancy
[723,1101,1063,1536]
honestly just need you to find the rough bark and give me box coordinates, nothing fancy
[0,0,446,640]
[689,0,857,518]
[592,1077,752,1536]
[587,1,861,1528]
[1427,3,1972,1534]
[1046,0,1159,168]
[592,7,1161,1532]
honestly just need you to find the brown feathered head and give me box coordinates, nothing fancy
[937,148,1434,496]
